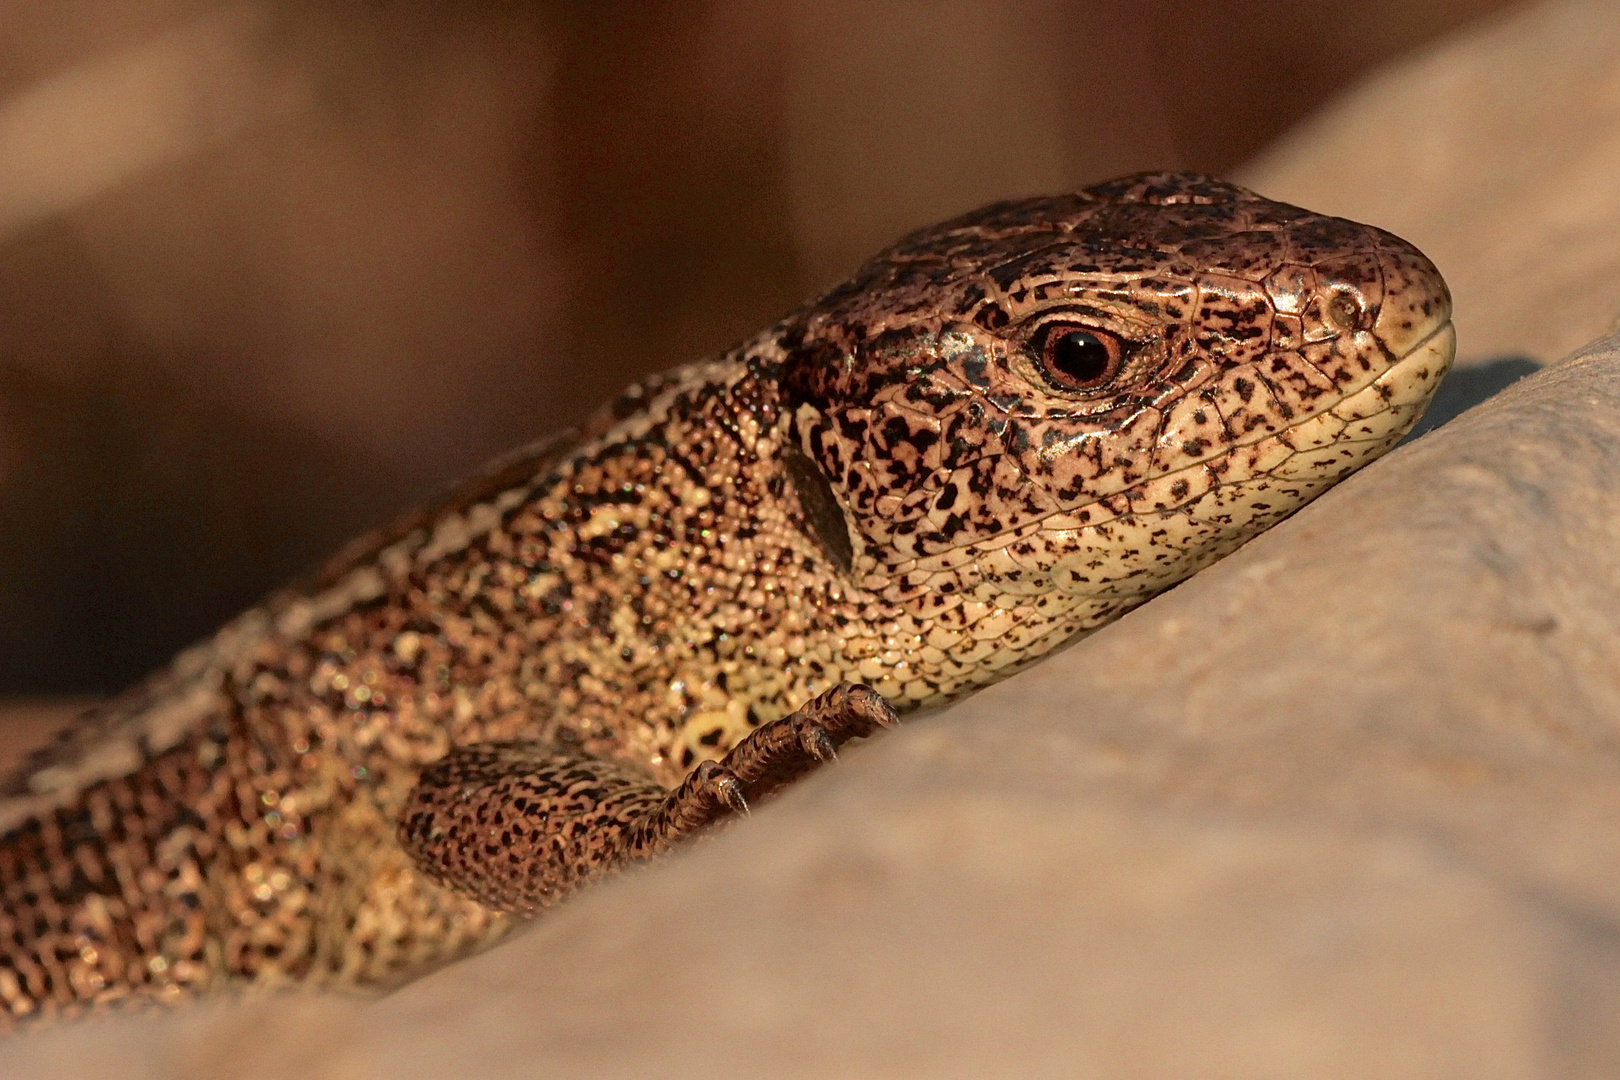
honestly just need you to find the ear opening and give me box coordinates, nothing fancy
[780,443,855,574]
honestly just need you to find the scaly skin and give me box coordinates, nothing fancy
[0,173,1454,1027]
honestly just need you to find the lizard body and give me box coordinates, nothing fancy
[0,173,1453,1026]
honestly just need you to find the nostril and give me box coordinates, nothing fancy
[1326,292,1364,330]
[1307,250,1384,331]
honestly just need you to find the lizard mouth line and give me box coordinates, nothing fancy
[1091,317,1457,501]
[1392,316,1455,362]
[1126,319,1455,503]
[1152,315,1458,477]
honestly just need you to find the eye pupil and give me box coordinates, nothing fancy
[1052,332,1108,381]
[1039,326,1120,391]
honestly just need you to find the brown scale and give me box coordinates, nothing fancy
[0,172,1454,1027]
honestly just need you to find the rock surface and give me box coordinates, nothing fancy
[13,1,1620,1075]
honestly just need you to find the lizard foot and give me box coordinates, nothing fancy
[718,681,898,804]
[630,758,749,851]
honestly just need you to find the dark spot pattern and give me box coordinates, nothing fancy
[0,172,1453,1028]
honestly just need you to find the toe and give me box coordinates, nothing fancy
[800,724,839,763]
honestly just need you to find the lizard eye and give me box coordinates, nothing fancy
[1031,323,1126,393]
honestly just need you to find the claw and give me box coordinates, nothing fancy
[843,683,900,732]
[687,760,750,815]
[712,769,749,816]
[801,725,838,763]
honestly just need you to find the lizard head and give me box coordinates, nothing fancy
[779,171,1453,651]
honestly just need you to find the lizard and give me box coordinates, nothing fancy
[0,172,1454,1028]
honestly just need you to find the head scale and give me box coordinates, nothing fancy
[779,171,1454,635]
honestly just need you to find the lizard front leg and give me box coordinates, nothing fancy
[396,682,896,914]
[715,681,896,803]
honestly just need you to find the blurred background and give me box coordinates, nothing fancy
[0,0,1515,701]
